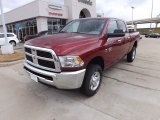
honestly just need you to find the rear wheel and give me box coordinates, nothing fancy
[80,64,102,97]
[9,41,16,47]
[127,46,136,62]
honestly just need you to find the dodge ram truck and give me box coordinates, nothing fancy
[24,18,141,97]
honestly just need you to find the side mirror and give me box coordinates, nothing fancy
[107,29,125,38]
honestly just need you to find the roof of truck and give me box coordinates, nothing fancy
[74,17,125,22]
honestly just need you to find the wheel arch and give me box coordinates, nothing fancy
[9,40,16,46]
[9,40,16,43]
[134,41,138,48]
[87,56,104,71]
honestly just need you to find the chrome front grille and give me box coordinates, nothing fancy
[24,45,61,72]
[38,59,55,69]
[24,47,32,54]
[25,54,33,62]
[36,50,53,59]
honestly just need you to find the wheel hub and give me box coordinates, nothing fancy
[132,49,136,60]
[90,71,100,91]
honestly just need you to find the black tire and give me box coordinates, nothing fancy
[127,46,136,63]
[9,41,16,47]
[80,64,102,97]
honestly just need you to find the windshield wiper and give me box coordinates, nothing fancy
[60,31,81,34]
[59,31,90,34]
[70,32,87,34]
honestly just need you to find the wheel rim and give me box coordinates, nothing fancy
[132,48,136,60]
[89,71,101,91]
[10,42,15,46]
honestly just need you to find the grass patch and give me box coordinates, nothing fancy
[0,50,24,62]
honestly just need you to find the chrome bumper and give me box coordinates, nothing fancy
[24,62,86,89]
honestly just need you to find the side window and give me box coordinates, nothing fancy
[107,21,118,34]
[0,34,4,38]
[7,34,14,37]
[117,21,127,32]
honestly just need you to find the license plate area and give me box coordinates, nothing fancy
[30,73,38,82]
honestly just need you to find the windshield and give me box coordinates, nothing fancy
[60,19,106,35]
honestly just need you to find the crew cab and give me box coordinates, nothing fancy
[24,18,141,97]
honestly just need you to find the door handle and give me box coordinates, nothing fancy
[117,39,122,43]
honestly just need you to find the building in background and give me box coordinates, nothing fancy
[0,0,96,40]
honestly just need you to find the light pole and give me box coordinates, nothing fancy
[131,6,135,26]
[101,9,104,17]
[150,0,153,30]
[0,0,14,54]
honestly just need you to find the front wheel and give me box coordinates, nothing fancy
[80,64,102,97]
[127,46,136,62]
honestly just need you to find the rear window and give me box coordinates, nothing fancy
[117,21,127,32]
[0,34,14,38]
[7,34,14,37]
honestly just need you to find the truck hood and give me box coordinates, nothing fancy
[25,33,100,56]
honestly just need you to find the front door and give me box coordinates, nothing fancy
[117,20,130,57]
[104,20,124,67]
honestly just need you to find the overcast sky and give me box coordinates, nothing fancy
[1,0,160,28]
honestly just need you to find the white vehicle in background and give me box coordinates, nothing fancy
[0,33,19,46]
[127,25,135,33]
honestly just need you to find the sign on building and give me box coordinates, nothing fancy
[78,0,93,6]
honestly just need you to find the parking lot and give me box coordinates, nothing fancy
[0,37,160,120]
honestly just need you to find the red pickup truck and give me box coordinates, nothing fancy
[24,18,141,97]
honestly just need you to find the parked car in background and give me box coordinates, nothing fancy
[145,33,160,38]
[141,33,148,36]
[0,33,19,46]
[24,30,52,42]
[127,25,135,33]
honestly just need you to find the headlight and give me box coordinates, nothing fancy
[59,56,84,68]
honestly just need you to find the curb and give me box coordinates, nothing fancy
[0,60,23,67]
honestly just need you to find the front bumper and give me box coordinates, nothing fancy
[24,62,86,89]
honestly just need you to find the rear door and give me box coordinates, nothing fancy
[104,20,124,66]
[117,20,131,57]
